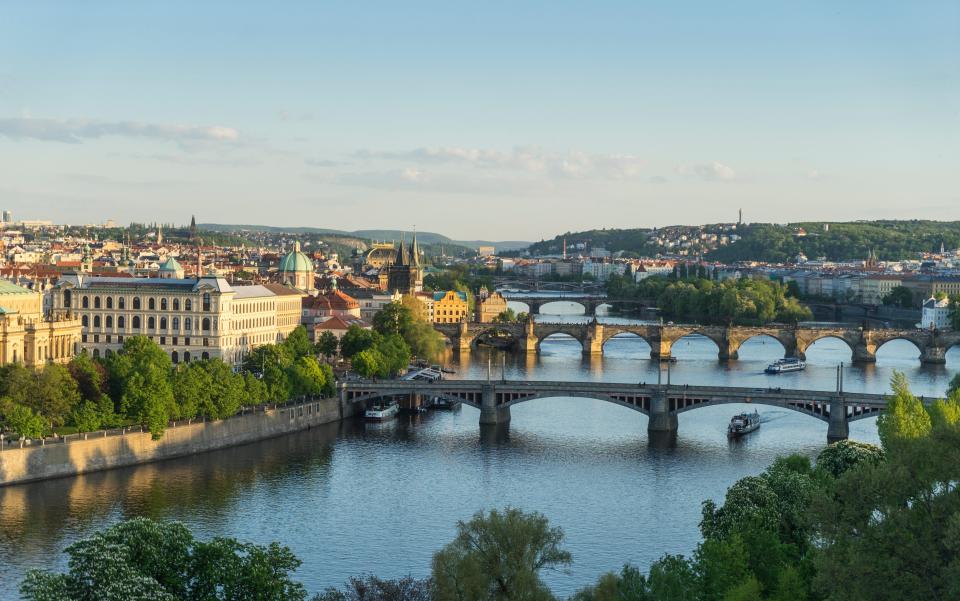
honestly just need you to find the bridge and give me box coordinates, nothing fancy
[499,293,654,316]
[493,277,606,293]
[338,379,905,442]
[432,320,960,364]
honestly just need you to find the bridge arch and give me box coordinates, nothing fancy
[601,331,652,350]
[669,397,831,422]
[874,337,923,361]
[536,332,587,353]
[797,334,855,361]
[671,331,722,359]
[470,326,522,350]
[730,334,787,361]
[507,300,531,315]
[539,300,586,315]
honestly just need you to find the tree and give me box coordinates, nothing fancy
[877,371,932,451]
[648,555,698,601]
[20,517,308,601]
[352,348,385,379]
[949,372,960,397]
[340,326,378,359]
[373,301,414,337]
[201,359,247,418]
[316,331,340,359]
[287,356,327,397]
[431,508,571,601]
[244,372,268,406]
[30,363,82,428]
[814,440,884,478]
[172,362,212,420]
[243,345,294,404]
[3,403,47,442]
[283,326,314,360]
[109,336,176,439]
[949,294,960,330]
[494,308,518,323]
[882,285,913,309]
[68,351,108,402]
[315,575,432,601]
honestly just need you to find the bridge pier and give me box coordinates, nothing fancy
[649,337,672,361]
[584,321,604,355]
[479,384,511,425]
[647,391,678,436]
[717,339,739,361]
[851,343,877,364]
[920,346,947,364]
[827,398,849,443]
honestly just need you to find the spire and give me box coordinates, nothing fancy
[396,233,409,266]
[410,228,421,267]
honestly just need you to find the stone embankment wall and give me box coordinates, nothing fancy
[0,398,355,487]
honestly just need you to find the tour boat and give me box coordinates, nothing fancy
[365,401,400,421]
[728,410,761,437]
[765,357,805,374]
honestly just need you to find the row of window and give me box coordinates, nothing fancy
[85,348,211,364]
[66,290,212,312]
[81,314,213,332]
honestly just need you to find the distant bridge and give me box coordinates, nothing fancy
[498,292,657,316]
[339,379,906,442]
[432,320,960,364]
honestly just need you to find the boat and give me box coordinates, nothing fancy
[365,400,400,421]
[728,410,761,437]
[765,357,805,374]
[430,395,461,410]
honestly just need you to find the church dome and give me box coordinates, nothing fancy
[159,256,182,272]
[279,241,314,273]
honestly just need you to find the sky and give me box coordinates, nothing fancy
[1,1,958,240]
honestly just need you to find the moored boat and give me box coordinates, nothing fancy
[365,400,400,421]
[728,410,761,437]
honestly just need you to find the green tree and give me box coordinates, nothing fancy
[882,285,914,308]
[949,372,960,397]
[244,372,268,406]
[20,517,308,601]
[287,356,327,397]
[243,345,294,403]
[647,555,697,601]
[877,371,932,451]
[949,294,960,330]
[494,308,518,323]
[373,301,414,337]
[283,325,314,360]
[814,440,884,478]
[172,362,212,420]
[315,331,340,359]
[315,575,432,601]
[109,336,176,439]
[352,348,385,379]
[201,359,247,418]
[68,351,108,402]
[3,403,47,442]
[340,326,378,359]
[432,508,571,601]
[694,535,751,601]
[28,363,82,428]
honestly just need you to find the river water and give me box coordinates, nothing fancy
[1,311,957,598]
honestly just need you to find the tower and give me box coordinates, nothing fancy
[738,208,742,225]
[387,232,423,294]
[189,215,197,240]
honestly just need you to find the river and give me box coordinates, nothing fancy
[0,313,957,598]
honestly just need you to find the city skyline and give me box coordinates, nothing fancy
[2,2,958,239]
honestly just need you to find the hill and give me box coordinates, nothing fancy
[199,224,530,252]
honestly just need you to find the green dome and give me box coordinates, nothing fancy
[279,241,313,273]
[159,256,182,271]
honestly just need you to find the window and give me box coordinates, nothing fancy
[202,293,211,312]
[148,316,156,330]
[106,315,113,328]
[106,296,113,309]
[172,351,179,364]
[64,290,72,308]
[118,297,126,309]
[202,317,210,331]
[82,315,89,327]
[202,352,210,360]
[185,317,192,331]
[133,297,141,310]
[173,317,180,331]
[118,315,125,329]
[106,335,111,343]
[160,336,166,345]
[132,316,141,329]
[173,298,180,311]
[148,298,156,310]
[118,335,123,343]
[82,296,89,309]
[160,317,168,330]
[184,351,191,363]
[161,298,168,311]
[94,296,101,309]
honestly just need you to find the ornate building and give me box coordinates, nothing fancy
[432,290,469,323]
[386,234,423,295]
[1,280,82,366]
[278,241,315,292]
[476,288,508,322]
[51,273,302,366]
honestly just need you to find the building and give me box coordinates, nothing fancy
[157,256,185,279]
[313,315,371,340]
[476,290,508,322]
[301,285,363,341]
[278,241,316,292]
[386,235,423,294]
[859,275,902,305]
[348,289,403,321]
[1,280,82,366]
[921,297,951,330]
[433,290,469,323]
[478,246,495,257]
[51,273,302,365]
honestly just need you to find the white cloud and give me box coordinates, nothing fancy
[677,161,737,181]
[0,117,240,144]
[355,146,646,180]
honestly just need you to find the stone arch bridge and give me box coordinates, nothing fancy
[339,379,906,443]
[433,321,960,364]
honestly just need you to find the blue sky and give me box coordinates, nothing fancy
[1,1,957,239]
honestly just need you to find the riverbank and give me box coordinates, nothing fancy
[0,396,355,487]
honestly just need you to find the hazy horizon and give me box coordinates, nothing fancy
[2,2,958,239]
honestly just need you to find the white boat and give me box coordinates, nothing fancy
[365,401,400,421]
[765,357,805,374]
[728,410,761,437]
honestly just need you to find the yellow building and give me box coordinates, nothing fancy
[1,280,82,366]
[476,290,508,323]
[432,290,469,323]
